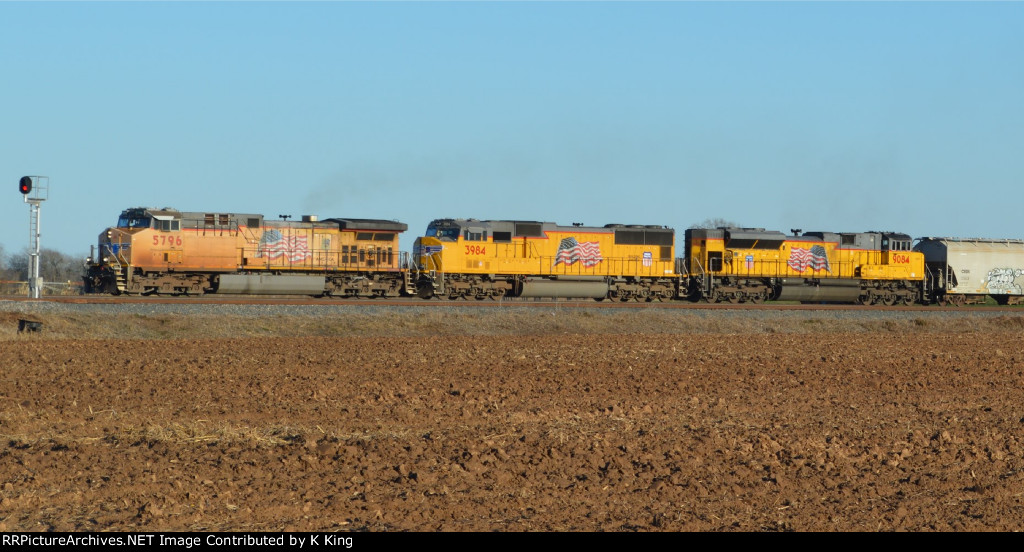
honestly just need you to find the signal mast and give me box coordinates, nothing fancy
[18,176,48,299]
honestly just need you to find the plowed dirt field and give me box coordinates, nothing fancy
[2,306,1024,531]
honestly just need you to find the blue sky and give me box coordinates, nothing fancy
[2,1,1022,260]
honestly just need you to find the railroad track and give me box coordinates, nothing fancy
[0,294,1012,311]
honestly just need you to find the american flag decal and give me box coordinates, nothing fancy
[554,237,602,268]
[258,229,311,262]
[787,245,831,272]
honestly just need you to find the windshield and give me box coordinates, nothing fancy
[117,215,152,229]
[426,223,461,241]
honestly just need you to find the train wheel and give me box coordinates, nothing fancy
[416,283,434,300]
[881,295,897,307]
[749,293,765,304]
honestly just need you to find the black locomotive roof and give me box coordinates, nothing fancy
[122,207,185,217]
[130,208,265,220]
[722,229,786,250]
[878,231,912,241]
[430,218,672,233]
[324,218,408,232]
[118,209,406,232]
[684,227,785,249]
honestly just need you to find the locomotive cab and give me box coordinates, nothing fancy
[881,233,913,253]
[425,218,466,241]
[85,207,187,293]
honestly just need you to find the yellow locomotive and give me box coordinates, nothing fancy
[413,218,679,300]
[682,228,925,305]
[84,207,410,296]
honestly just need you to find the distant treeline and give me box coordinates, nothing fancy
[0,245,86,284]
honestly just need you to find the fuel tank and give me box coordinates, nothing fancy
[775,278,861,302]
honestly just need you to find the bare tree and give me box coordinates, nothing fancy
[6,248,86,282]
[0,244,13,281]
[41,248,87,283]
[689,217,740,229]
[6,250,28,280]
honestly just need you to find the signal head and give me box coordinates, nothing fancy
[18,176,32,195]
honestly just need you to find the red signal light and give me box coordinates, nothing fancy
[18,176,32,195]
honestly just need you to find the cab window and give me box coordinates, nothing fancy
[117,215,152,229]
[155,219,180,231]
[427,225,461,241]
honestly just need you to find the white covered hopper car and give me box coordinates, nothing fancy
[915,237,1024,305]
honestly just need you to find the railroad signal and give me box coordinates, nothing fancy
[17,174,48,299]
